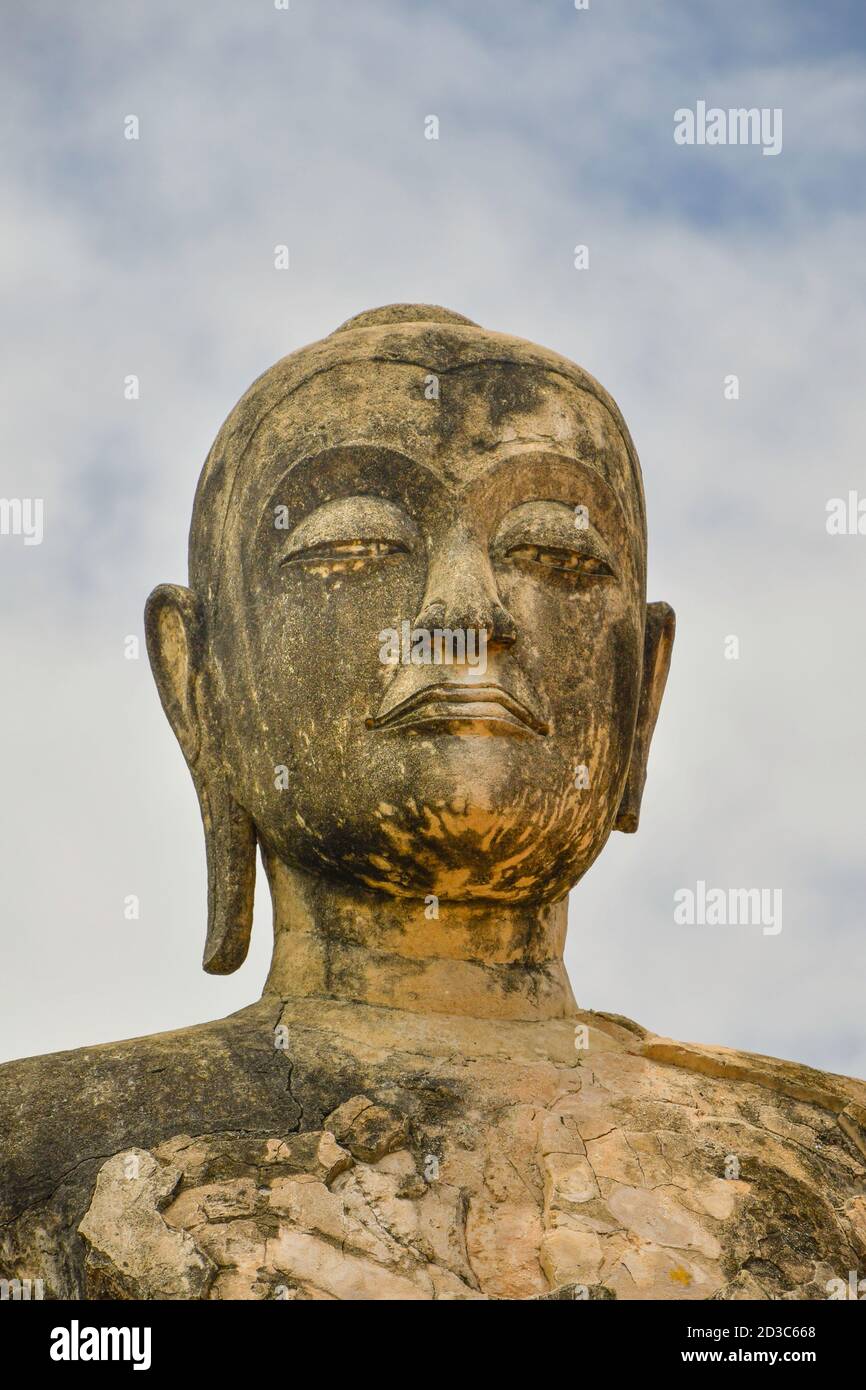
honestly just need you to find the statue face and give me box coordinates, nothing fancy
[206,355,647,904]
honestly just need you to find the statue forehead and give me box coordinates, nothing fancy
[190,311,646,598]
[237,360,631,494]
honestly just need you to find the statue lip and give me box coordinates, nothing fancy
[366,681,550,736]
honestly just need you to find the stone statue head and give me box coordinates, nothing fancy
[145,305,674,991]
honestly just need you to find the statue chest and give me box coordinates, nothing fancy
[76,1047,863,1300]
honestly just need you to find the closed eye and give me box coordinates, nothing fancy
[281,537,411,568]
[277,495,417,573]
[505,544,613,576]
[493,500,617,583]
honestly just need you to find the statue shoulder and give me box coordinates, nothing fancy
[0,997,296,1230]
[629,1030,866,1194]
[636,1032,866,1122]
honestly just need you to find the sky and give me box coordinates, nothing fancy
[1,0,864,1076]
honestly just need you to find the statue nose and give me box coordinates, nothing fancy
[415,549,517,650]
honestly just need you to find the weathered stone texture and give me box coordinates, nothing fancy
[3,1000,864,1300]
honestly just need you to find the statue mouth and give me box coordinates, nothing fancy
[366,682,550,737]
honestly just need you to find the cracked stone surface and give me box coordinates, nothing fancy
[2,996,865,1300]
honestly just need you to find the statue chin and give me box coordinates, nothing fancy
[242,720,627,903]
[256,793,606,904]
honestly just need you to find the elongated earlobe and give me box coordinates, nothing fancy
[144,583,256,974]
[615,601,675,834]
[198,776,257,974]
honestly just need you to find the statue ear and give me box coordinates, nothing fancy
[615,601,675,834]
[144,584,256,974]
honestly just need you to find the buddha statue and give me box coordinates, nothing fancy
[1,305,864,1302]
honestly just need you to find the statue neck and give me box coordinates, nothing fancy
[262,857,577,1022]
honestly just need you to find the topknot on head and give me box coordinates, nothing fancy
[331,304,479,334]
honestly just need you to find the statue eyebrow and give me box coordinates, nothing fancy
[484,448,631,525]
[260,443,429,506]
[495,443,618,474]
[259,444,451,530]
